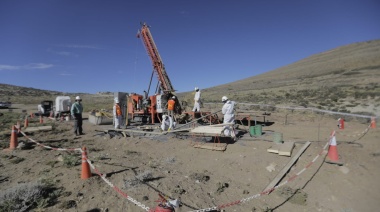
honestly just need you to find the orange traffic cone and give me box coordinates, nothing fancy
[371,117,376,129]
[24,117,29,128]
[39,115,43,124]
[326,131,343,165]
[338,118,344,130]
[9,125,18,150]
[81,146,92,179]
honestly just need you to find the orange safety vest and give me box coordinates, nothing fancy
[168,99,175,110]
[115,104,122,116]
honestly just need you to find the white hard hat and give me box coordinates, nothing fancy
[195,87,199,91]
[75,96,81,100]
[115,99,119,103]
[172,96,176,99]
[162,115,167,120]
[222,96,228,102]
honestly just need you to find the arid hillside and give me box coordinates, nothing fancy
[2,40,380,116]
[179,40,380,116]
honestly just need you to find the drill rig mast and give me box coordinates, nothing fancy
[139,23,175,94]
[128,23,182,123]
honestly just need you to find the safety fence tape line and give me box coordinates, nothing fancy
[335,124,371,138]
[11,124,345,212]
[15,126,81,152]
[83,154,151,211]
[204,102,378,119]
[188,138,333,212]
[13,125,151,211]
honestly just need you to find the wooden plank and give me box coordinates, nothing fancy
[107,129,162,135]
[267,144,280,154]
[207,123,234,127]
[192,143,227,151]
[263,141,311,193]
[24,126,52,132]
[190,126,224,134]
[278,142,295,156]
[38,126,53,131]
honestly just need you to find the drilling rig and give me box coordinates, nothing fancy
[128,23,182,124]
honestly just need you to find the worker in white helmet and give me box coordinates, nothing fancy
[113,98,122,129]
[70,96,84,136]
[192,87,201,112]
[167,96,176,118]
[161,114,176,131]
[221,96,236,136]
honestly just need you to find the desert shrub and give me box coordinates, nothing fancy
[299,100,309,108]
[0,181,57,211]
[342,71,361,76]
[63,154,80,167]
[346,103,359,107]
[165,157,176,164]
[10,157,25,164]
[332,69,346,75]
[339,109,351,113]
[124,170,154,189]
[0,112,21,133]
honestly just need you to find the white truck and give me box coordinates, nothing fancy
[38,96,72,118]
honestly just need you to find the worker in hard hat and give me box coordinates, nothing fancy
[221,96,236,136]
[167,96,176,118]
[113,98,122,129]
[192,87,201,112]
[70,96,84,136]
[161,114,176,131]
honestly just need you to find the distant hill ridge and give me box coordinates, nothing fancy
[202,40,380,98]
[178,40,380,116]
[1,40,380,115]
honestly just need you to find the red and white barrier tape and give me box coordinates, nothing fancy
[187,138,332,212]
[204,102,378,119]
[335,123,371,138]
[14,125,150,211]
[13,118,375,211]
[15,126,81,151]
[82,154,151,211]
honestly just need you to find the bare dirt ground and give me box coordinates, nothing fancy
[1,104,380,212]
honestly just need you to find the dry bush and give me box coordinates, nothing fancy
[0,181,57,211]
[63,154,80,167]
[124,170,154,190]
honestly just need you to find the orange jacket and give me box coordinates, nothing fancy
[168,99,175,110]
[115,104,122,116]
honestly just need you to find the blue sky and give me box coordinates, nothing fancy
[1,0,379,94]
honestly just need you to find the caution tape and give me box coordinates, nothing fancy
[335,123,371,138]
[15,126,81,152]
[82,151,151,211]
[188,137,332,212]
[13,107,377,211]
[204,102,378,119]
[13,125,151,211]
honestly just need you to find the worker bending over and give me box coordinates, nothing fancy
[161,115,176,131]
[192,87,201,112]
[113,99,122,129]
[221,96,236,136]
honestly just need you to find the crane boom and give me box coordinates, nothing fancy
[138,23,175,93]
